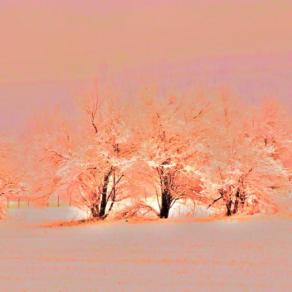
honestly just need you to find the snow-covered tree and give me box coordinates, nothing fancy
[204,96,290,216]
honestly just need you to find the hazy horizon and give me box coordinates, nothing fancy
[1,0,292,134]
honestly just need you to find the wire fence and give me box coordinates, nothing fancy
[6,195,71,209]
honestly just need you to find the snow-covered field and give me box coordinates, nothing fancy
[0,208,291,291]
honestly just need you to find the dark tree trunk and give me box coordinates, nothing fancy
[159,190,172,219]
[233,199,239,215]
[232,190,240,215]
[99,170,112,218]
[90,204,99,218]
[226,200,233,216]
[157,165,174,219]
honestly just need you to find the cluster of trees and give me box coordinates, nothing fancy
[0,90,291,220]
[0,138,24,217]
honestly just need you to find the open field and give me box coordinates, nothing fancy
[0,208,291,291]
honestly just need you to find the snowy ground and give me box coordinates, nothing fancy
[0,208,291,291]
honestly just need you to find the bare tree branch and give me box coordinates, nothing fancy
[207,195,223,209]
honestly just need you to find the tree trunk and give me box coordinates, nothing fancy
[226,200,232,216]
[90,204,99,218]
[99,170,112,218]
[232,190,240,215]
[159,190,172,218]
[233,198,239,215]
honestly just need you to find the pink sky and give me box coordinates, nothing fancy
[0,0,292,133]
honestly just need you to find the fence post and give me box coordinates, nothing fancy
[18,198,20,208]
[57,195,60,208]
[7,198,9,208]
